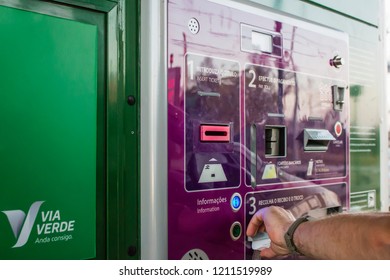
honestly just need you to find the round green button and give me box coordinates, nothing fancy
[230,222,242,240]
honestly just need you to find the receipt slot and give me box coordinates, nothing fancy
[167,0,349,260]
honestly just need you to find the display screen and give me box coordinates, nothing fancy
[251,31,272,53]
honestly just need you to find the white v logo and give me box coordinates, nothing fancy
[2,201,45,248]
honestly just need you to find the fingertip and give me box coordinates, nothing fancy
[246,211,265,236]
[246,226,257,237]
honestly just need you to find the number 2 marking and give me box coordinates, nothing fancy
[248,69,256,88]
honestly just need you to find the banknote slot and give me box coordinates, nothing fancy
[265,126,286,157]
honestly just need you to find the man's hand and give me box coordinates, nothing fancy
[246,206,296,258]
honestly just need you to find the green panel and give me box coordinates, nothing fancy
[105,0,141,260]
[52,0,117,11]
[248,0,378,41]
[349,36,381,211]
[122,0,140,260]
[0,5,98,259]
[305,0,379,26]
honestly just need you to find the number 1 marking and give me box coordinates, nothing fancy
[188,60,194,80]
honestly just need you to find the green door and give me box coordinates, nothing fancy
[0,1,105,259]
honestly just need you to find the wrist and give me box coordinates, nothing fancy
[284,215,309,254]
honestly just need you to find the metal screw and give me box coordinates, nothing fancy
[127,95,136,106]
[127,246,137,257]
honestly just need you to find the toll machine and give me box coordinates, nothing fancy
[165,0,349,260]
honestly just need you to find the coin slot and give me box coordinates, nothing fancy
[304,129,335,152]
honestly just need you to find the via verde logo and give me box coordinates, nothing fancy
[2,201,75,248]
[2,201,45,248]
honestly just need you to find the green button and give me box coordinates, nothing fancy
[230,222,242,240]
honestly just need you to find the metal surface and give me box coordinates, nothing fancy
[140,0,168,259]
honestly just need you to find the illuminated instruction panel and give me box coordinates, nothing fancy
[167,0,349,260]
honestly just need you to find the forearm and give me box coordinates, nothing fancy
[293,213,390,259]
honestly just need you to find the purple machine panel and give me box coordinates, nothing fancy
[167,0,349,260]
